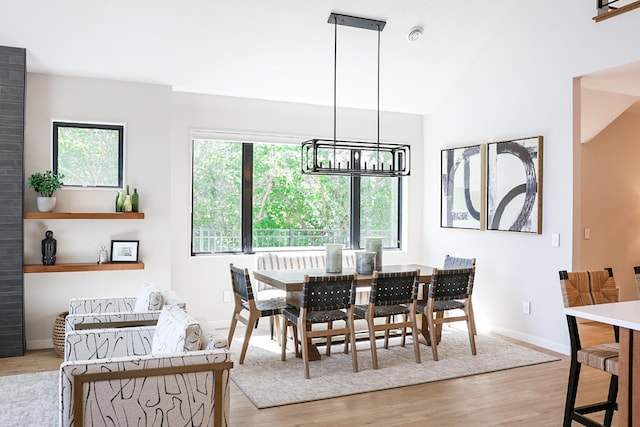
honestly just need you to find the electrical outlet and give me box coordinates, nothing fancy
[522,301,531,315]
[223,290,233,303]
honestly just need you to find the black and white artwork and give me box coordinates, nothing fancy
[486,136,543,233]
[441,144,483,230]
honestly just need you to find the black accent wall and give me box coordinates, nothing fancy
[0,46,25,357]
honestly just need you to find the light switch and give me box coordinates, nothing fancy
[551,233,560,247]
[584,228,591,240]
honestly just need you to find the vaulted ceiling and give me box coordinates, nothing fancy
[0,1,516,115]
[2,1,639,122]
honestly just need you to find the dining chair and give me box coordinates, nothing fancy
[559,268,619,427]
[417,267,476,361]
[442,254,477,336]
[228,263,292,364]
[281,273,358,379]
[354,270,421,369]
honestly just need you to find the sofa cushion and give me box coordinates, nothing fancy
[151,306,201,354]
[133,281,164,312]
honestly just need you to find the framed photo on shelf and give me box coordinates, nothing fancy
[441,144,484,230]
[486,136,543,234]
[110,240,139,263]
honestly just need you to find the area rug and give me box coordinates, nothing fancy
[0,370,58,426]
[229,326,560,409]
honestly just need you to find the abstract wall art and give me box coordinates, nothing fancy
[441,144,484,230]
[486,136,543,233]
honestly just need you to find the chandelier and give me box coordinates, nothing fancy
[301,13,411,177]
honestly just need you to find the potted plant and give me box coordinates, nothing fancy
[28,170,65,212]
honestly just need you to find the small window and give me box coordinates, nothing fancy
[53,121,124,188]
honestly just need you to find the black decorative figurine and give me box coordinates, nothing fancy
[42,230,57,266]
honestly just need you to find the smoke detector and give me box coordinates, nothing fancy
[408,26,423,41]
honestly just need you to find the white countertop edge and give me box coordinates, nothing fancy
[565,300,640,330]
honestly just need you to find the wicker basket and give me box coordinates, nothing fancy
[53,311,68,358]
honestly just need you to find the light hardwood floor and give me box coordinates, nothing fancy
[0,323,618,426]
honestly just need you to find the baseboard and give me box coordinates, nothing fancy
[27,339,53,350]
[490,325,569,355]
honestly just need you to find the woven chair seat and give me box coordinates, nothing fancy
[416,299,465,312]
[283,307,348,324]
[577,344,619,376]
[243,297,288,317]
[354,304,409,318]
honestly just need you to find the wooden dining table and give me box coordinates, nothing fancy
[252,264,434,361]
[565,300,640,426]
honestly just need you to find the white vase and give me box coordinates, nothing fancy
[325,244,343,273]
[37,197,56,212]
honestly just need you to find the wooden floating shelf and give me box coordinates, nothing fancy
[24,212,144,220]
[24,262,145,273]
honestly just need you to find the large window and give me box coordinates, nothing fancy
[53,121,124,188]
[191,136,401,254]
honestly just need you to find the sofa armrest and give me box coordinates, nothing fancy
[65,325,156,361]
[65,311,161,333]
[60,349,232,427]
[68,296,137,314]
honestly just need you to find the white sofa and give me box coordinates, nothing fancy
[61,306,231,427]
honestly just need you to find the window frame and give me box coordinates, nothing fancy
[190,133,403,255]
[52,121,125,189]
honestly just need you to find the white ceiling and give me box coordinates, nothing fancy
[3,1,639,118]
[0,1,519,115]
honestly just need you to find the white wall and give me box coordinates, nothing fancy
[423,1,640,353]
[170,92,424,327]
[24,74,172,349]
[22,79,423,348]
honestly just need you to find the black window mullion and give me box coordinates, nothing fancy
[242,143,253,254]
[350,174,361,249]
[396,176,403,249]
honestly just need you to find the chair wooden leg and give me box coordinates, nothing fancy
[410,312,421,364]
[466,310,477,356]
[435,312,444,343]
[274,315,282,346]
[239,313,258,364]
[343,321,350,355]
[400,314,408,347]
[227,309,240,346]
[300,322,311,379]
[348,312,359,372]
[281,315,288,362]
[326,320,333,356]
[384,315,391,349]
[368,317,379,370]
[427,312,439,361]
[468,298,477,335]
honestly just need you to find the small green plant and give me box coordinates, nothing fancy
[28,170,65,197]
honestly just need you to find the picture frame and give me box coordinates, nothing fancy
[441,144,485,230]
[486,136,543,234]
[110,240,140,263]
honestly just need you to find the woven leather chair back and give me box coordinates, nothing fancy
[559,269,618,308]
[301,274,356,311]
[369,270,419,306]
[428,267,475,301]
[230,264,255,301]
[443,255,476,269]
